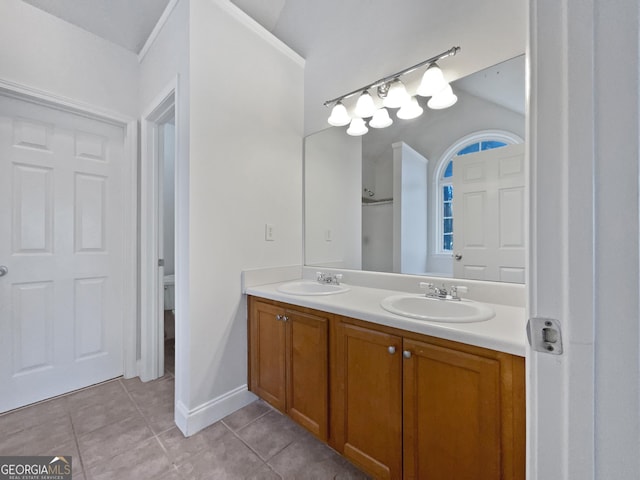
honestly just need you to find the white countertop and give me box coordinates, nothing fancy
[245,281,527,357]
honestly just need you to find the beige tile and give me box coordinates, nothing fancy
[88,438,173,480]
[268,434,356,479]
[66,380,127,411]
[70,396,140,437]
[36,440,82,474]
[245,463,282,479]
[128,377,174,407]
[0,413,74,456]
[0,396,68,436]
[78,414,154,468]
[159,423,228,464]
[72,472,86,480]
[177,429,265,480]
[119,376,147,393]
[222,399,272,432]
[138,399,175,434]
[235,410,310,461]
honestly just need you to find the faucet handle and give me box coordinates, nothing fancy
[419,282,435,293]
[335,274,343,284]
[451,285,468,299]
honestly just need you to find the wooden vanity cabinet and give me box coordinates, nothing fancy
[333,317,525,480]
[248,297,329,440]
[332,322,404,480]
[248,297,525,480]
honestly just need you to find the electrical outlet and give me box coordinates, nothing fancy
[265,224,275,241]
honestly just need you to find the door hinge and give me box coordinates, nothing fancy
[158,259,165,267]
[527,317,563,355]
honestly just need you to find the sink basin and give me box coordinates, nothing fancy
[380,294,495,323]
[276,280,350,296]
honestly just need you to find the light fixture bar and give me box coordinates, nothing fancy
[323,46,460,107]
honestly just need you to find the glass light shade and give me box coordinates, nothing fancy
[397,97,424,120]
[417,63,448,97]
[354,91,376,118]
[383,79,410,109]
[369,108,393,128]
[346,117,368,136]
[327,101,351,126]
[427,84,458,109]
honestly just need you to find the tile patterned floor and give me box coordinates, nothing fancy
[0,340,369,479]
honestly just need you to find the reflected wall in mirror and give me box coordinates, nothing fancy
[304,55,526,283]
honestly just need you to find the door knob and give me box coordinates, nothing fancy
[403,350,412,359]
[388,346,396,354]
[454,253,463,261]
[0,266,7,277]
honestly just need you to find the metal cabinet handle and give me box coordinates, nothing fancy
[276,314,283,321]
[282,315,289,322]
[403,350,412,359]
[388,346,396,354]
[0,266,7,277]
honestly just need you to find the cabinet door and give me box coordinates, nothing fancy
[286,310,328,440]
[249,300,286,411]
[335,322,403,480]
[403,338,501,480]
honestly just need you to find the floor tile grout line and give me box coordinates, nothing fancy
[118,377,167,441]
[225,415,296,466]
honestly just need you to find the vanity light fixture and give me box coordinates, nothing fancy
[382,79,410,109]
[347,117,368,136]
[327,101,351,126]
[417,63,448,97]
[369,107,393,128]
[427,84,458,109]
[354,90,377,118]
[397,96,424,120]
[324,46,460,135]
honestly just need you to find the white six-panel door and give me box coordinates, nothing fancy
[452,143,526,283]
[0,95,126,412]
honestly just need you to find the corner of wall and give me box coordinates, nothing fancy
[174,386,257,436]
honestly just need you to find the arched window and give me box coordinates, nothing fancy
[435,131,523,254]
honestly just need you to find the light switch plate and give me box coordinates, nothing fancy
[265,224,275,241]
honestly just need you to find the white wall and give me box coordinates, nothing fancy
[185,0,304,432]
[138,0,191,415]
[359,91,524,275]
[163,122,176,276]
[392,142,428,274]
[529,0,640,478]
[305,127,362,269]
[293,0,527,135]
[362,203,393,272]
[0,0,138,118]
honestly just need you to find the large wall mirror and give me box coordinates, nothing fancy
[304,55,526,283]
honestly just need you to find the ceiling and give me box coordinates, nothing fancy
[22,0,172,53]
[20,0,526,133]
[20,0,295,55]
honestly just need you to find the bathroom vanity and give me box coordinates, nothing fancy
[246,280,525,480]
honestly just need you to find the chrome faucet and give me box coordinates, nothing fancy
[316,272,343,285]
[419,282,467,301]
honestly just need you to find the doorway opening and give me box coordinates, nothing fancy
[141,84,177,382]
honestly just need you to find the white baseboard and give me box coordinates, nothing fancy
[174,385,257,436]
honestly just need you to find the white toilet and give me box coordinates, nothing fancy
[164,274,175,312]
